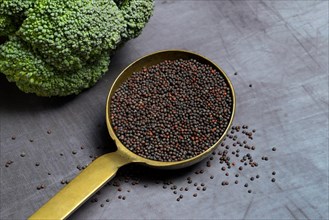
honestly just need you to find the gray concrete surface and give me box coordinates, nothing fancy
[1,0,328,219]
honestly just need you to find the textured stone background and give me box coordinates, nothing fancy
[1,0,328,219]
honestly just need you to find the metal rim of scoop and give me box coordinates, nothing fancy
[106,49,236,169]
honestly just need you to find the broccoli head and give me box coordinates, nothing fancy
[0,36,110,96]
[0,0,154,97]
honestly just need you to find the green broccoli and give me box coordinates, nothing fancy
[0,0,35,16]
[0,0,154,97]
[0,36,110,96]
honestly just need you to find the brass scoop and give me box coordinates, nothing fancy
[29,50,236,219]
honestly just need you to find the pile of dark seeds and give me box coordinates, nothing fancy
[110,59,233,162]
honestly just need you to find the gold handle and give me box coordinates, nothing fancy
[29,151,130,220]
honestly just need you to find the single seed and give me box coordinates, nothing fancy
[35,162,40,167]
[11,136,16,140]
[244,183,248,187]
[250,177,254,181]
[72,151,77,155]
[106,199,110,202]
[271,178,276,182]
[193,193,197,197]
[20,153,26,157]
[210,175,214,179]
[100,204,104,207]
[272,147,276,151]
[272,171,276,175]
[248,190,252,193]
[235,180,238,184]
[256,174,260,178]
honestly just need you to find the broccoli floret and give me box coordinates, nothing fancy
[18,0,126,71]
[0,0,154,97]
[120,0,154,40]
[0,37,110,96]
[0,0,35,16]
